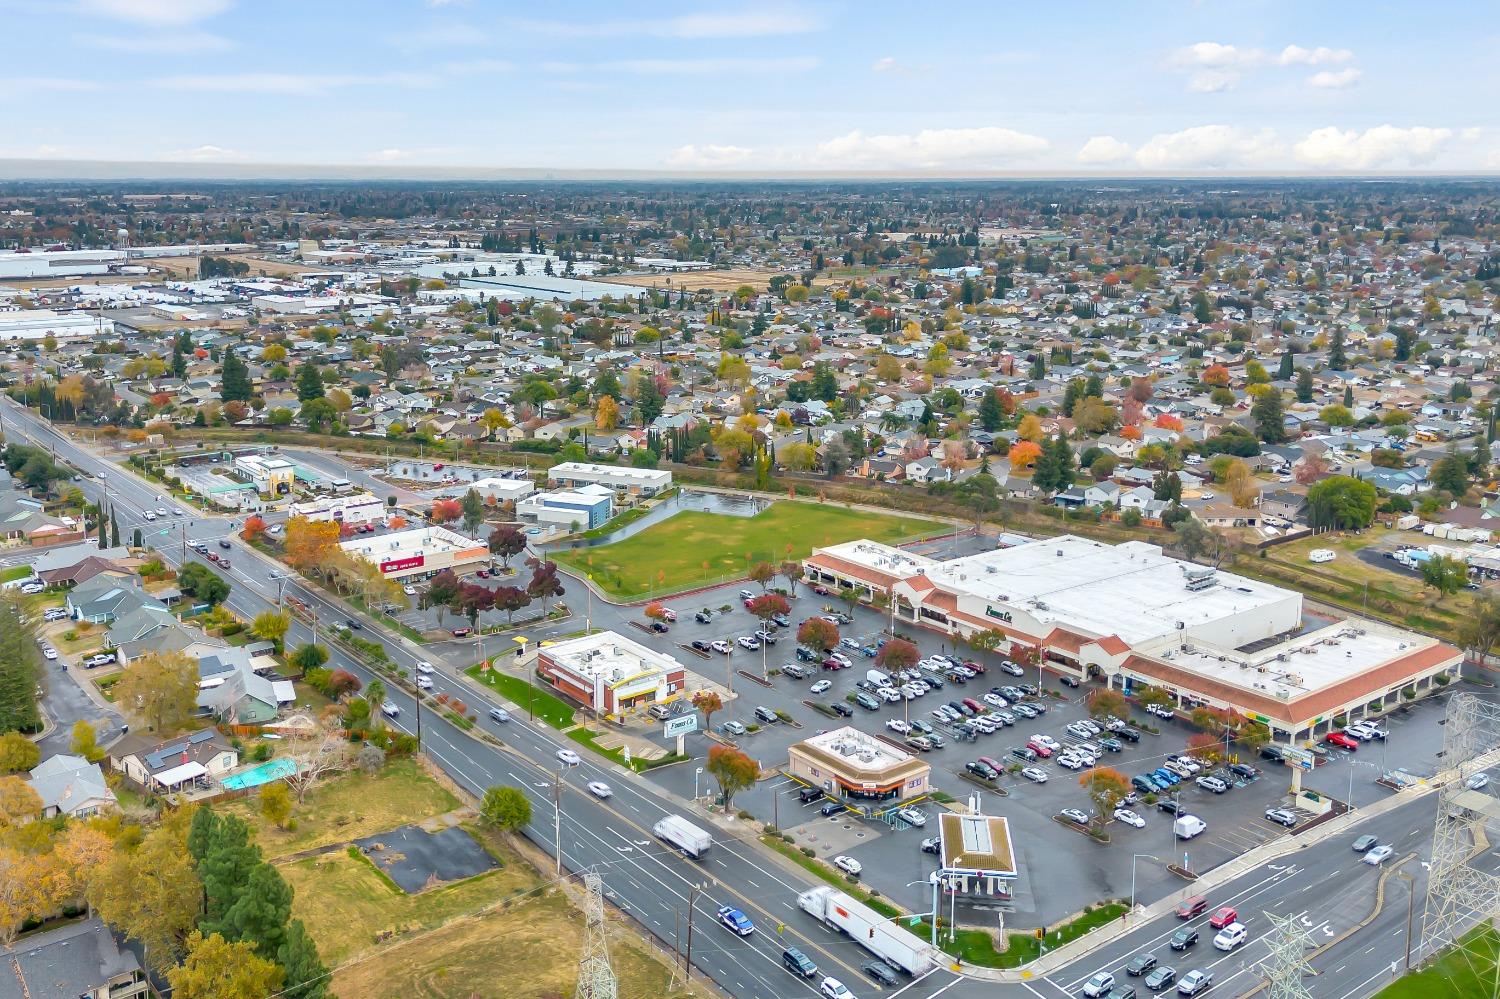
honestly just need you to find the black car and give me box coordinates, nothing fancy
[861,961,900,987]
[1126,953,1158,976]
[1143,967,1177,992]
[1060,675,1081,688]
[691,640,712,653]
[1099,738,1124,753]
[345,619,362,630]
[1156,797,1183,815]
[1116,727,1142,743]
[782,947,818,977]
[796,647,819,663]
[820,800,844,816]
[1261,744,1286,762]
[218,538,231,549]
[966,760,1000,781]
[1010,746,1038,762]
[1169,928,1199,951]
[695,611,713,624]
[650,621,670,633]
[798,786,825,804]
[831,702,854,717]
[1228,763,1259,780]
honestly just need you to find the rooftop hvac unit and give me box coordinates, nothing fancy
[1276,653,1289,662]
[1257,666,1267,673]
[1056,550,1064,557]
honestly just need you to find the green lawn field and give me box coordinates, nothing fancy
[553,500,944,599]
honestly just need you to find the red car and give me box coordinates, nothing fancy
[1209,906,1238,929]
[963,660,986,674]
[1326,732,1359,751]
[452,627,471,638]
[812,585,831,596]
[1025,740,1053,758]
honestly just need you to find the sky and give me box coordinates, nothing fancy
[1,0,1496,177]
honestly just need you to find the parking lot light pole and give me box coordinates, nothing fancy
[1130,854,1163,914]
[694,766,703,801]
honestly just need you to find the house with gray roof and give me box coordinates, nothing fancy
[28,753,116,819]
[66,574,157,625]
[0,917,148,999]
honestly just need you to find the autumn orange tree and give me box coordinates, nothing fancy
[1079,766,1131,829]
[706,744,758,811]
[1201,365,1231,387]
[1008,440,1042,468]
[1086,687,1128,720]
[692,689,723,733]
[283,515,340,577]
[240,515,267,543]
[1154,413,1184,431]
[796,617,839,655]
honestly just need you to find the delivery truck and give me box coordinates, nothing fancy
[653,815,712,859]
[796,885,936,975]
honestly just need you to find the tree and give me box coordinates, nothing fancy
[0,731,38,772]
[1201,365,1230,387]
[488,525,527,567]
[169,931,283,999]
[748,561,776,592]
[706,744,757,810]
[241,515,267,543]
[796,617,839,655]
[1008,440,1042,469]
[0,601,41,733]
[978,389,1005,431]
[0,775,40,828]
[1421,555,1469,602]
[1080,766,1131,829]
[0,848,69,945]
[1085,688,1128,720]
[70,719,105,762]
[276,919,329,999]
[460,487,486,537]
[295,361,325,402]
[91,822,201,970]
[284,517,341,577]
[289,643,329,673]
[781,442,817,472]
[250,610,290,649]
[491,585,530,624]
[456,583,494,629]
[1459,594,1500,663]
[525,557,565,600]
[1319,403,1354,428]
[1431,447,1471,496]
[1174,517,1213,561]
[875,638,919,673]
[179,561,230,605]
[1152,470,1182,503]
[1328,328,1347,370]
[1252,389,1287,443]
[283,717,355,803]
[1295,367,1314,403]
[114,650,199,733]
[595,395,620,432]
[480,785,533,831]
[220,348,251,403]
[1225,461,1259,508]
[1306,475,1377,531]
[1294,454,1329,485]
[692,689,723,734]
[260,782,293,829]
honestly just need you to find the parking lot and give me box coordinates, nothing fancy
[583,574,1465,930]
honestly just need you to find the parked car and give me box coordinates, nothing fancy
[691,640,713,653]
[833,855,862,876]
[810,679,832,694]
[897,807,927,827]
[1020,767,1048,783]
[710,640,732,654]
[1114,807,1146,828]
[921,836,942,854]
[966,760,999,781]
[1060,808,1090,826]
[1196,776,1229,794]
[830,703,854,717]
[1264,808,1298,828]
[723,720,747,736]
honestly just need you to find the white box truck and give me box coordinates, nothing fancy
[796,885,936,975]
[1174,814,1207,839]
[653,815,712,858]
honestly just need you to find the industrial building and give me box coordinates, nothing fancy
[340,524,488,581]
[547,461,672,497]
[462,475,537,505]
[0,308,114,342]
[807,534,1462,744]
[287,491,385,528]
[233,454,297,495]
[0,249,125,279]
[536,631,688,716]
[516,484,613,532]
[787,727,931,808]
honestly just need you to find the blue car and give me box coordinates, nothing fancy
[717,906,755,936]
[861,646,879,658]
[1153,768,1180,786]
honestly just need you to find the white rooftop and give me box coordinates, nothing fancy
[341,524,477,561]
[543,630,683,683]
[815,539,937,580]
[550,461,672,483]
[802,726,913,770]
[927,536,1297,646]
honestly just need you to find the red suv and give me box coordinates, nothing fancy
[963,660,986,674]
[1326,732,1359,751]
[1025,740,1053,758]
[1209,906,1238,929]
[1176,896,1209,919]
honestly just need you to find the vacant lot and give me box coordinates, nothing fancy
[330,890,684,999]
[553,500,943,599]
[140,253,322,280]
[1378,925,1497,998]
[226,757,460,859]
[594,267,780,294]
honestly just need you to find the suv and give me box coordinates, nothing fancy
[966,760,999,781]
[1175,896,1209,920]
[754,706,779,724]
[782,948,818,978]
[1082,973,1116,998]
[854,692,882,711]
[1212,923,1247,951]
[798,786,826,804]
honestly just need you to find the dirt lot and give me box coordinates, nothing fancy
[329,890,685,999]
[594,267,781,294]
[139,253,322,280]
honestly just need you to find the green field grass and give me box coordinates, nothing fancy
[553,500,944,599]
[1378,927,1499,998]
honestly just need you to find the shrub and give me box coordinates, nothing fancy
[801,847,815,857]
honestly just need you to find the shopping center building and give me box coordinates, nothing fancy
[340,525,488,581]
[787,727,932,809]
[805,535,1462,744]
[536,631,688,716]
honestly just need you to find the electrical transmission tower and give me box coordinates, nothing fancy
[575,870,618,999]
[1420,693,1500,995]
[1258,910,1316,999]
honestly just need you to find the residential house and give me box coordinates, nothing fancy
[66,574,157,625]
[109,728,238,793]
[0,917,149,999]
[196,647,295,725]
[28,754,117,819]
[906,456,951,483]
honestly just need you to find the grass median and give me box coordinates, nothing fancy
[918,900,1128,967]
[466,665,575,729]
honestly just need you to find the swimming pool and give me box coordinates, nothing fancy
[221,757,298,791]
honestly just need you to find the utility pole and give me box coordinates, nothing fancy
[553,767,564,876]
[683,883,706,982]
[1259,910,1316,999]
[574,870,617,999]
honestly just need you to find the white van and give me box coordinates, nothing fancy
[1174,814,1207,839]
[866,669,892,688]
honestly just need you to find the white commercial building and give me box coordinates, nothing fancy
[465,475,536,504]
[536,631,688,715]
[0,309,114,342]
[547,461,672,497]
[0,249,125,279]
[809,534,1462,742]
[340,524,488,581]
[517,484,613,532]
[287,491,385,528]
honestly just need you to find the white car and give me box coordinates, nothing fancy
[1114,807,1146,828]
[155,507,169,517]
[556,749,581,766]
[587,781,613,798]
[1032,734,1059,750]
[886,719,911,735]
[414,661,434,674]
[896,807,927,827]
[810,679,832,694]
[710,640,732,654]
[1056,755,1084,771]
[833,855,862,876]
[1363,844,1394,865]
[415,675,433,690]
[737,636,760,650]
[983,692,1009,709]
[1309,548,1336,564]
[41,646,58,661]
[1213,922,1248,951]
[820,977,853,999]
[1466,772,1490,791]
[381,700,400,717]
[1021,767,1049,783]
[403,585,418,596]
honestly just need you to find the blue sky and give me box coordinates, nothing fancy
[2,0,1495,175]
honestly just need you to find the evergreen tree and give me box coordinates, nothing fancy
[1031,438,1058,493]
[1084,373,1103,399]
[1431,447,1471,496]
[1295,367,1314,404]
[594,368,621,401]
[277,920,329,999]
[219,348,251,403]
[1028,355,1046,379]
[1050,435,1076,490]
[1328,328,1347,370]
[1277,352,1294,381]
[296,362,325,402]
[97,506,107,548]
[1343,383,1354,408]
[1152,470,1182,503]
[110,509,120,549]
[172,344,187,380]
[977,389,1004,432]
[633,371,663,424]
[190,811,261,932]
[0,602,41,732]
[219,862,293,961]
[1252,389,1288,443]
[1062,379,1083,418]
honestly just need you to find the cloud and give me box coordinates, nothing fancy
[666,144,755,169]
[0,77,102,97]
[1294,125,1455,170]
[1187,71,1237,94]
[391,22,484,51]
[1134,125,1283,169]
[546,57,818,76]
[1170,42,1262,70]
[162,144,242,162]
[76,29,231,52]
[370,148,414,162]
[1077,136,1133,165]
[1277,44,1353,66]
[149,72,436,94]
[813,126,1049,169]
[76,0,231,25]
[1307,68,1362,90]
[513,5,823,39]
[871,55,927,76]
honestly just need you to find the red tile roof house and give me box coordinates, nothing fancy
[807,534,1459,745]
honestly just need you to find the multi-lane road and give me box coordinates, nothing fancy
[4,396,1484,999]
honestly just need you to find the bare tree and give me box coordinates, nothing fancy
[281,712,355,803]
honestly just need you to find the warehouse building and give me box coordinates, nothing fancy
[0,249,125,279]
[547,461,672,497]
[0,308,114,342]
[536,631,687,716]
[787,727,931,809]
[808,534,1461,744]
[341,525,488,581]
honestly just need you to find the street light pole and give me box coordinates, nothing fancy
[684,882,706,980]
[1130,854,1162,914]
[553,766,564,876]
[694,766,703,802]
